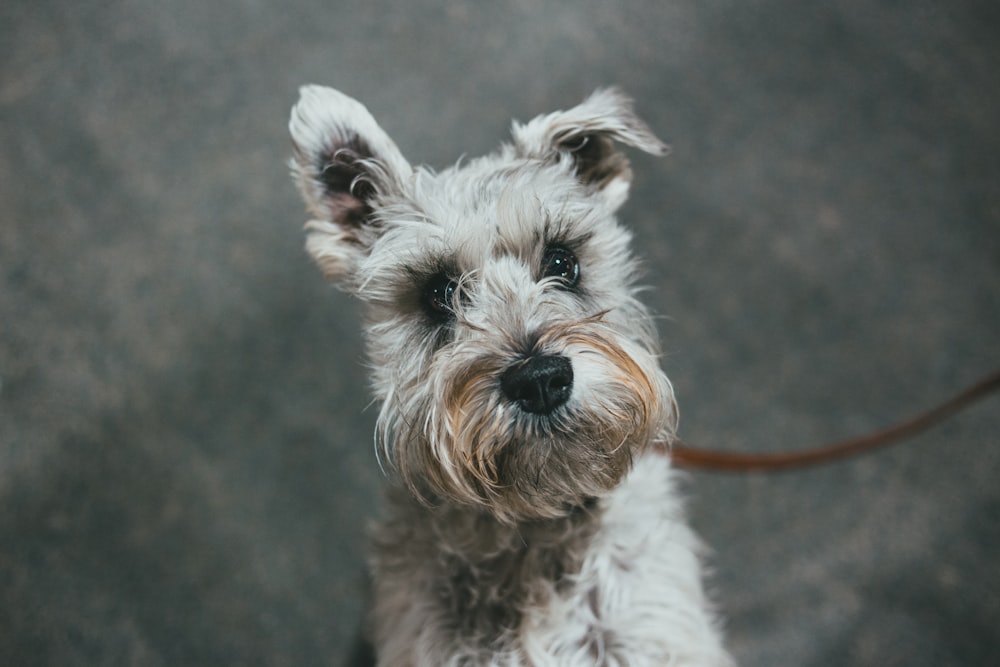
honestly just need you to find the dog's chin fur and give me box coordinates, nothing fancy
[289,86,734,665]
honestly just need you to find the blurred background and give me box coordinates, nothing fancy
[2,1,998,665]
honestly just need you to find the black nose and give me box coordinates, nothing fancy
[500,355,574,415]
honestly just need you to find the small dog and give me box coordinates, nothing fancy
[289,87,732,666]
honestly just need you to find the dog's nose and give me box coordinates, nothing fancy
[500,355,574,415]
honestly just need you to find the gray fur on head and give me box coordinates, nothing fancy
[290,86,666,283]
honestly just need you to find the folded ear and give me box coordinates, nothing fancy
[511,88,668,209]
[289,86,412,280]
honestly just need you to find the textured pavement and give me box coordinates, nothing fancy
[2,1,999,665]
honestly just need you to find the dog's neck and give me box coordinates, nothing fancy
[376,488,605,644]
[384,485,602,555]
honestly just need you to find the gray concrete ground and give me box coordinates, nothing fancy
[2,1,998,665]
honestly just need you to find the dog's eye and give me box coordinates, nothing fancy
[424,274,459,320]
[541,246,580,288]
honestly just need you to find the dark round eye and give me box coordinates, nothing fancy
[424,274,459,320]
[541,246,580,287]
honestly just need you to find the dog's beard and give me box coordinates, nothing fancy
[377,320,677,523]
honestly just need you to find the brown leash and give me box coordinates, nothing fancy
[668,368,1000,472]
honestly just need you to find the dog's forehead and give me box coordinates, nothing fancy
[381,156,602,269]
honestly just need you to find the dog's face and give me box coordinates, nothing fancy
[290,87,677,522]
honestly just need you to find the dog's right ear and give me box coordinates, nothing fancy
[289,86,412,281]
[512,89,668,212]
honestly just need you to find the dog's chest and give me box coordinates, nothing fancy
[430,505,599,645]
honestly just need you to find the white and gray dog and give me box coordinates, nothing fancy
[289,86,732,666]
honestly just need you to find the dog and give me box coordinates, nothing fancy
[289,86,733,666]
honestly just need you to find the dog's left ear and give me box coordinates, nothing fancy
[289,86,413,281]
[512,88,668,209]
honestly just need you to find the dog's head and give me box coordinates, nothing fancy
[290,87,677,522]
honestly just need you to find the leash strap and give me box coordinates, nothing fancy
[668,368,1000,472]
